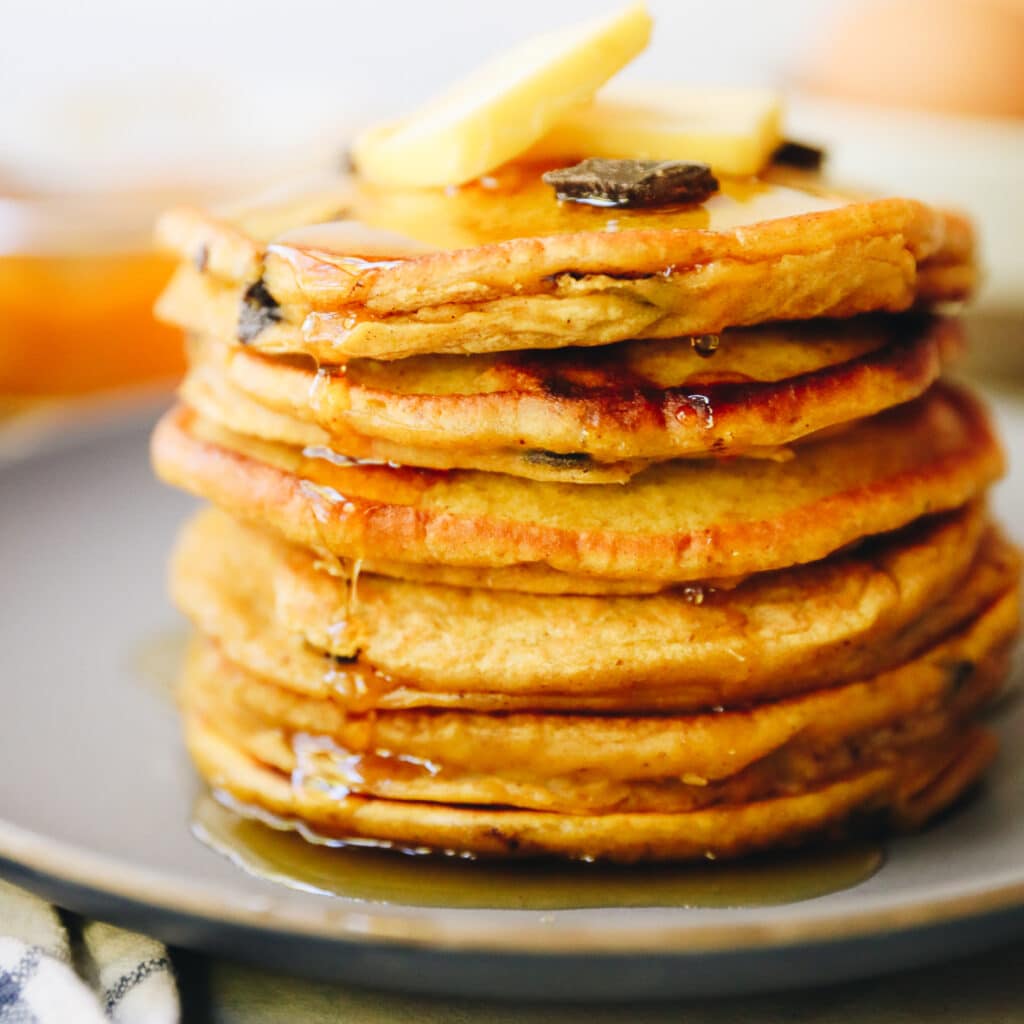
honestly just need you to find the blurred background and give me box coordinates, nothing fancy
[2,0,1022,403]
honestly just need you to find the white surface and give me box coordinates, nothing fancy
[1,0,826,190]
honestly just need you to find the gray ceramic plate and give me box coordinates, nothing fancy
[0,393,1023,1002]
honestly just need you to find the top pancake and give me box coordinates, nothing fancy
[155,163,974,361]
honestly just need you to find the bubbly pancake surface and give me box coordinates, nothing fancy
[172,309,963,473]
[170,505,1019,710]
[152,382,1003,583]
[155,165,974,360]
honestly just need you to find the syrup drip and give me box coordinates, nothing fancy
[192,793,885,910]
[307,366,332,414]
[298,477,370,669]
[292,731,445,803]
[691,334,720,358]
[299,479,352,521]
[671,393,715,429]
[347,558,363,619]
[302,444,397,470]
[320,657,396,713]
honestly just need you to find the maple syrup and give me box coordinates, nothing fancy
[265,166,846,295]
[193,793,883,910]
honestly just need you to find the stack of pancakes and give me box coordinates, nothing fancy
[151,161,1019,861]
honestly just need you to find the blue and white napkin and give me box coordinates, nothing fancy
[0,879,178,1023]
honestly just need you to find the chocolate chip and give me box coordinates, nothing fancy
[238,280,282,344]
[524,450,593,469]
[772,140,826,171]
[543,159,719,208]
[330,651,361,665]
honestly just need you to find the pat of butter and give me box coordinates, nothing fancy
[352,3,653,188]
[528,84,784,177]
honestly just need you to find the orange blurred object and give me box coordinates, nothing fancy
[802,0,1024,118]
[0,250,182,397]
[0,192,184,398]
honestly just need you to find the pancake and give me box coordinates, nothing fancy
[168,292,962,467]
[152,382,1003,584]
[180,346,649,484]
[149,21,1016,865]
[170,505,1019,711]
[184,713,997,861]
[155,165,974,360]
[182,585,1015,814]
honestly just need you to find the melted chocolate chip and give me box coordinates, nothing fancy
[330,651,361,666]
[524,450,593,469]
[543,159,719,208]
[773,140,826,171]
[238,280,282,344]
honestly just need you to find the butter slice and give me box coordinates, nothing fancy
[528,84,784,177]
[352,4,653,188]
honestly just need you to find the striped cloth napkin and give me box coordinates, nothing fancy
[0,879,178,1023]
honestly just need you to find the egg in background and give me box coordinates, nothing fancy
[803,0,1024,118]
[789,0,1024,334]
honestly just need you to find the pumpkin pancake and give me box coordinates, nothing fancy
[149,14,1015,866]
[155,165,974,360]
[180,345,649,484]
[152,382,1002,584]
[169,294,962,467]
[182,585,1016,814]
[170,505,1019,711]
[184,713,997,861]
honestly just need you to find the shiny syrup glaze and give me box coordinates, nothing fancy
[154,634,884,905]
[292,316,932,461]
[271,163,846,258]
[192,792,884,910]
[260,163,849,338]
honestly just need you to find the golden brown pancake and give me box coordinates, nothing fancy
[182,587,1015,814]
[152,382,1003,584]
[184,712,998,861]
[180,347,648,484]
[170,505,1019,711]
[168,295,962,469]
[155,165,974,360]
[148,120,1010,865]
